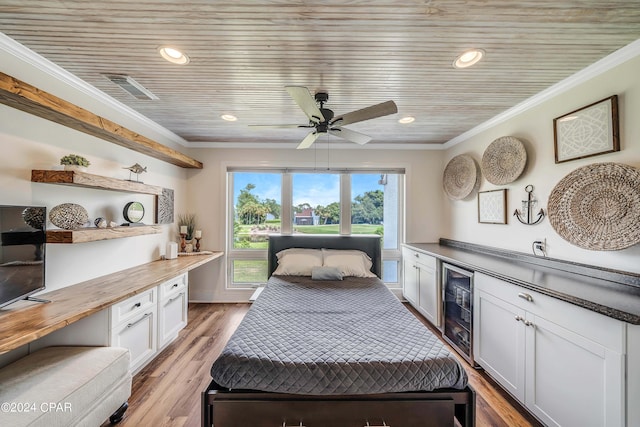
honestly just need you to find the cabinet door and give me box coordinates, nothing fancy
[402,257,418,305]
[525,314,624,427]
[111,307,157,373]
[417,262,439,327]
[474,289,526,401]
[158,289,188,348]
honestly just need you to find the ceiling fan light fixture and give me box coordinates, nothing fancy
[221,114,238,122]
[398,116,415,124]
[158,46,190,65]
[453,48,485,69]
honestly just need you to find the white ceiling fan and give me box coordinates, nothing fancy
[251,86,398,149]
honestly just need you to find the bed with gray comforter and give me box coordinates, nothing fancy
[210,275,468,395]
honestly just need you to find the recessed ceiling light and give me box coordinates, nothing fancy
[221,114,238,122]
[158,46,190,65]
[398,116,415,124]
[453,49,485,69]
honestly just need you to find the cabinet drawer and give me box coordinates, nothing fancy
[475,272,624,352]
[158,289,188,348]
[111,288,156,327]
[110,306,157,372]
[402,247,437,269]
[159,274,187,300]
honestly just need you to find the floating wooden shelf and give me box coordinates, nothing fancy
[32,169,164,196]
[47,225,162,244]
[0,72,202,169]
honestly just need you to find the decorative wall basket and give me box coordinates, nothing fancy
[49,203,89,230]
[481,136,527,185]
[443,154,479,200]
[548,162,640,251]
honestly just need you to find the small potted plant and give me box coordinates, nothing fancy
[60,154,91,172]
[177,213,197,252]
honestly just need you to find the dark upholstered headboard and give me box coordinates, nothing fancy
[267,234,382,278]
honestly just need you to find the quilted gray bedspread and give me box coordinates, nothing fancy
[210,275,468,395]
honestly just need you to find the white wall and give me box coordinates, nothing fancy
[443,54,640,273]
[186,147,445,302]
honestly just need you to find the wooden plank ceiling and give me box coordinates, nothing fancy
[0,1,638,148]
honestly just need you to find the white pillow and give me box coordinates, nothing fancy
[272,248,323,276]
[321,249,377,278]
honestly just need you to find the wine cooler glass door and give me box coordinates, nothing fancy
[442,263,474,365]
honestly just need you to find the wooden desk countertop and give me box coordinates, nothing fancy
[0,252,223,354]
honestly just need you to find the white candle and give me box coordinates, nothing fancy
[180,225,187,234]
[194,230,202,239]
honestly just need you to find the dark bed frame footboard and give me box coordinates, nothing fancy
[202,380,475,427]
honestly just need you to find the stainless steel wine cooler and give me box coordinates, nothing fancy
[442,263,474,365]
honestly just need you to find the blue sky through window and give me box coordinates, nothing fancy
[233,172,382,207]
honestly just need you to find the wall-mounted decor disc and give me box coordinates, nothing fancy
[443,154,479,200]
[481,136,527,185]
[548,162,640,251]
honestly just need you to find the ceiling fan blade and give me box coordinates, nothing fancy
[286,86,325,123]
[329,127,372,145]
[248,124,313,129]
[331,100,398,126]
[296,131,322,149]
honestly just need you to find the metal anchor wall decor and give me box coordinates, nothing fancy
[514,185,545,225]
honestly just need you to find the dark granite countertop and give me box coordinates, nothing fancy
[403,241,640,325]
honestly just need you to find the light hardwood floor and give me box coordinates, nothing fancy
[113,303,543,427]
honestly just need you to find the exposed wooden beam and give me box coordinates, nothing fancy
[0,72,203,169]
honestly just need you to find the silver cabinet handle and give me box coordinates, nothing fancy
[282,423,305,427]
[414,253,419,257]
[515,315,523,322]
[518,292,533,302]
[127,312,151,328]
[365,423,390,427]
[523,320,534,327]
[133,302,141,308]
[168,292,185,303]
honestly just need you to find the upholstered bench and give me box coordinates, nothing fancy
[0,346,131,426]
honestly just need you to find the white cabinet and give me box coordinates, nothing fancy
[402,251,418,305]
[158,273,188,348]
[109,273,188,373]
[474,273,625,427]
[402,247,440,328]
[110,288,158,373]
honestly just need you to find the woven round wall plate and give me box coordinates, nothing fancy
[481,136,527,185]
[443,154,479,200]
[548,162,640,251]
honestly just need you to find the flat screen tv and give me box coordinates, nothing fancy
[0,205,46,309]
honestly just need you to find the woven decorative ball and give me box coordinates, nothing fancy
[443,154,479,200]
[481,136,527,185]
[548,162,640,251]
[49,203,89,230]
[22,207,46,230]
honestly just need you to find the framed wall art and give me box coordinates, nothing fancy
[478,189,507,224]
[553,95,619,163]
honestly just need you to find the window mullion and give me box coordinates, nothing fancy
[340,173,351,235]
[281,173,293,234]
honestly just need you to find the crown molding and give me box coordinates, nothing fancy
[444,38,640,149]
[0,32,189,148]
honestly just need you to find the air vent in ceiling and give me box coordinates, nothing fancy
[104,74,158,100]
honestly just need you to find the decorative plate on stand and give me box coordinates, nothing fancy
[443,154,479,200]
[481,136,527,185]
[547,162,640,251]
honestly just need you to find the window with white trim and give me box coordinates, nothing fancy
[227,168,403,287]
